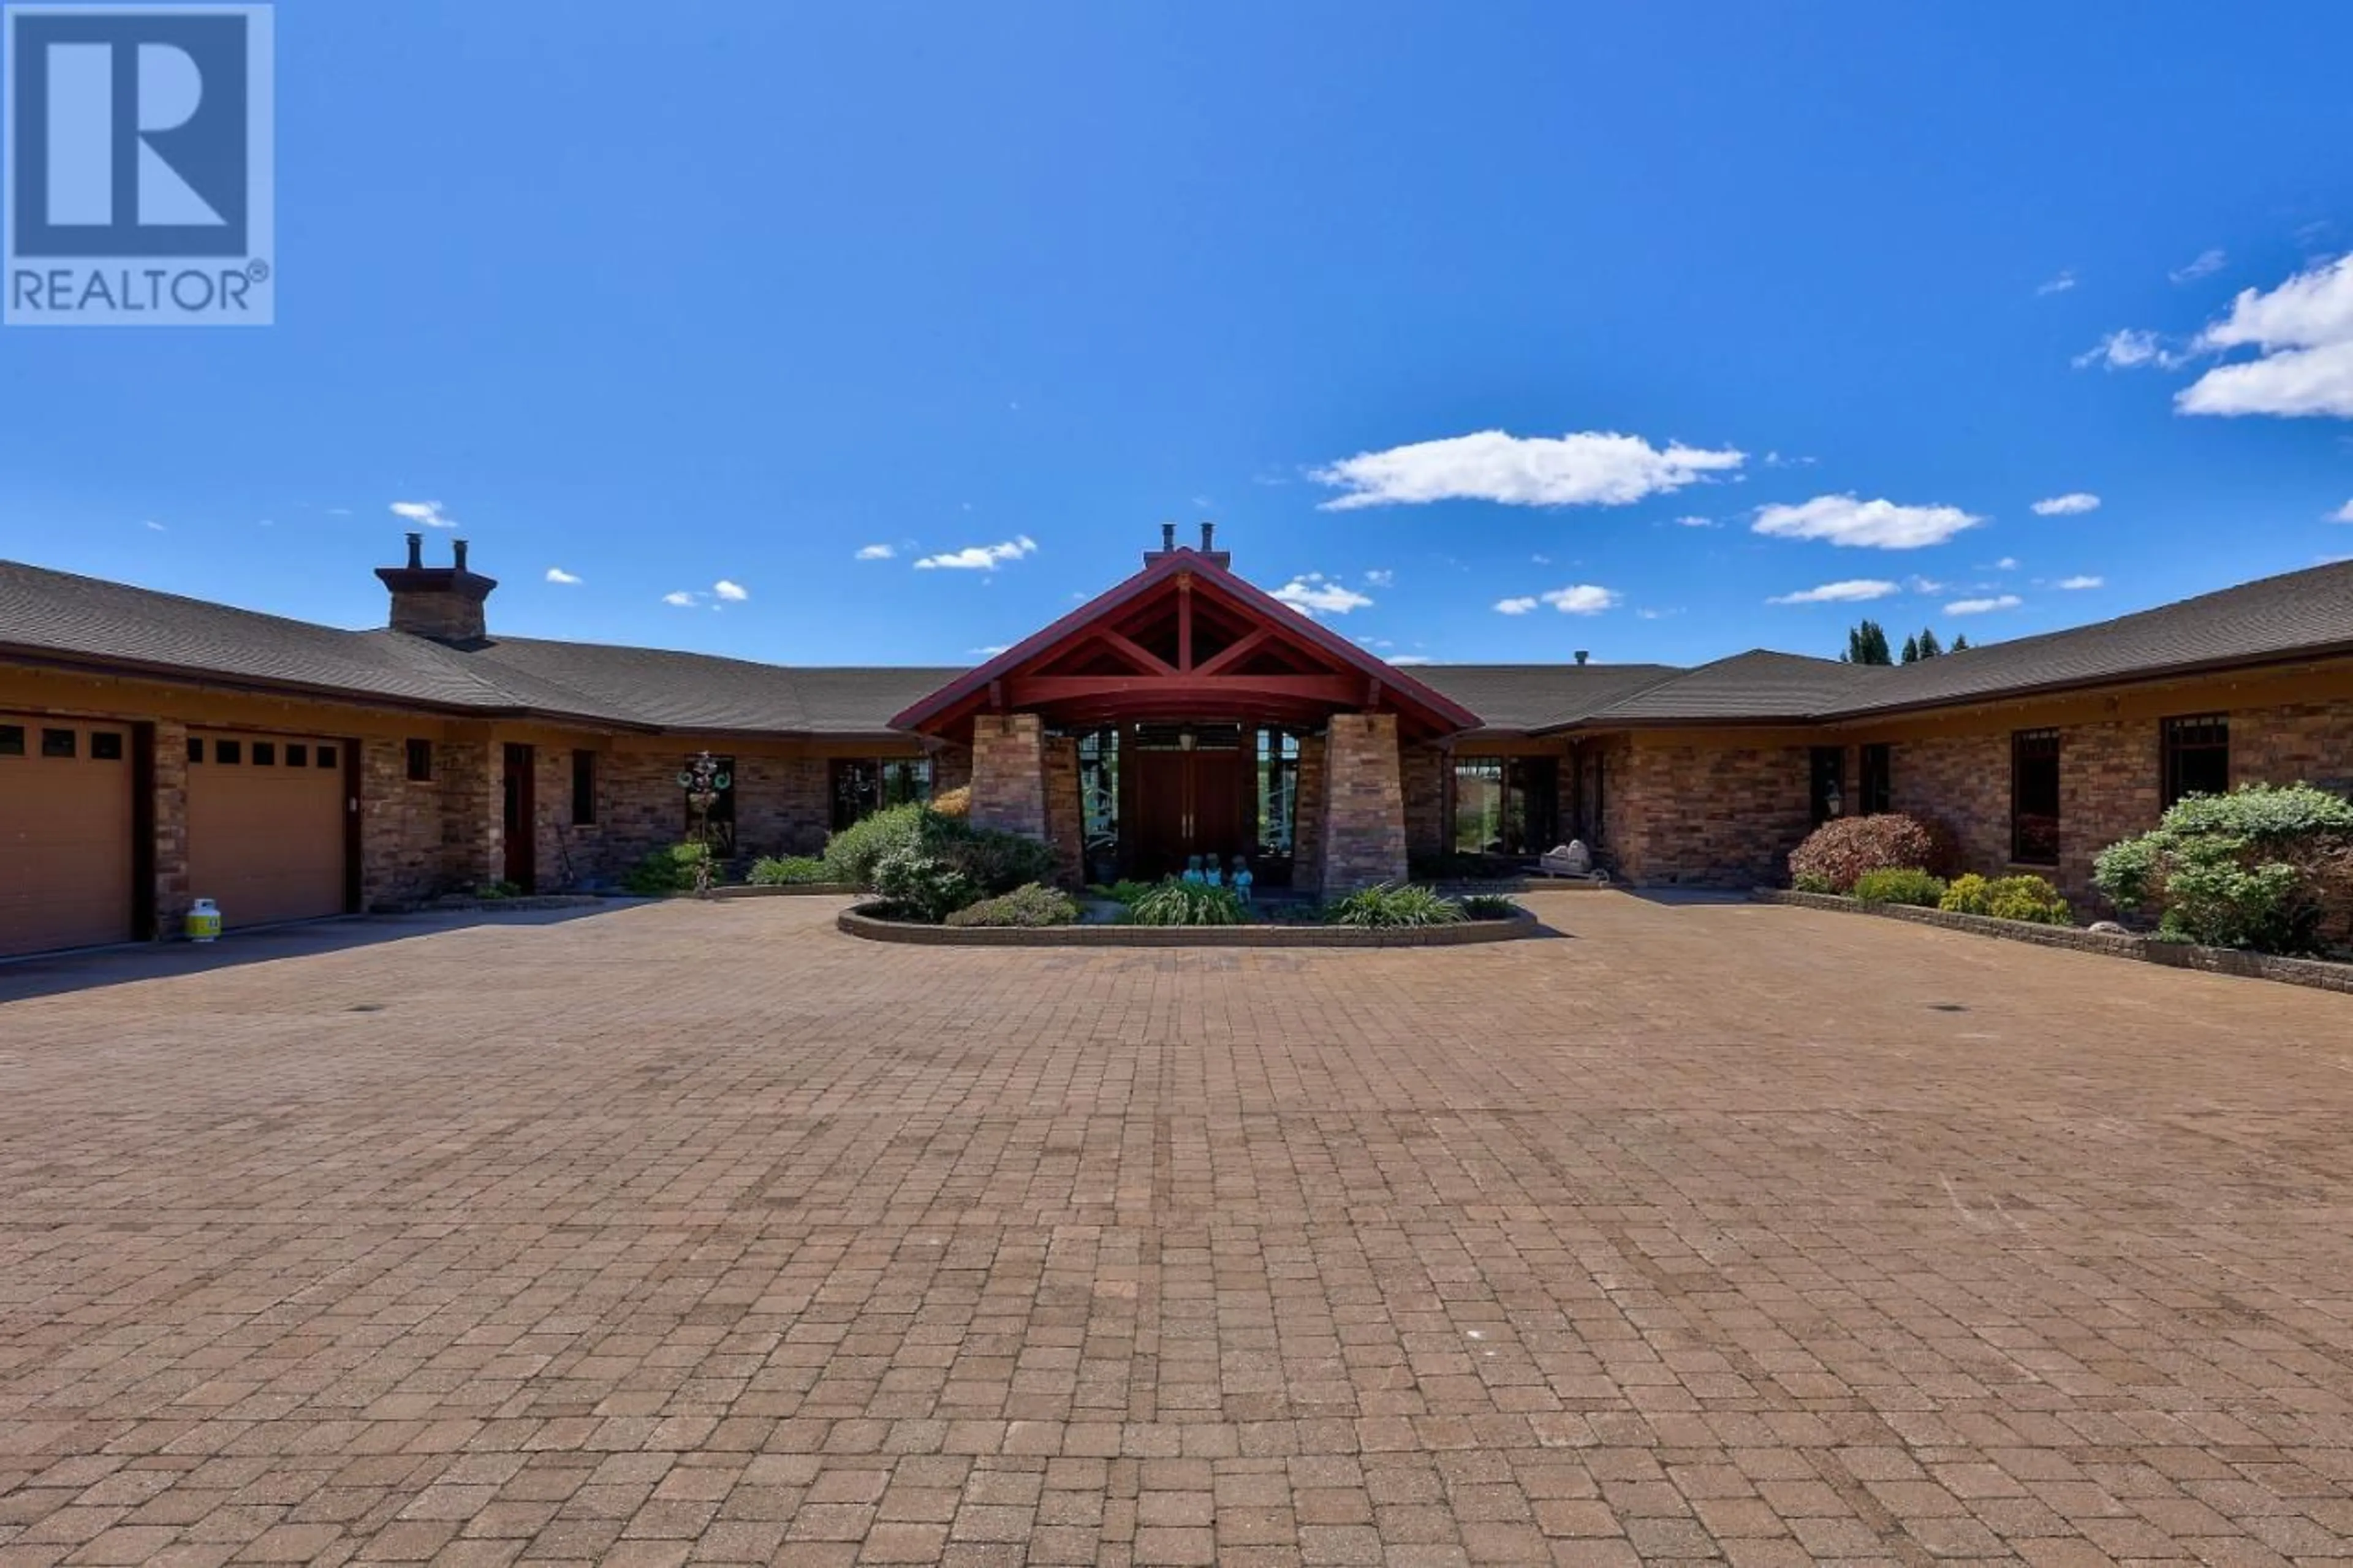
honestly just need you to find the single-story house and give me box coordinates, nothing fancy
[2,526,2348,956]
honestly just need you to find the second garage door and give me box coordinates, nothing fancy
[0,716,136,958]
[187,731,351,929]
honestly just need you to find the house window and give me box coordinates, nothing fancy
[1253,728,1296,857]
[91,732,123,761]
[688,755,738,852]
[1860,743,1892,815]
[2012,729,2061,865]
[1450,756,1559,857]
[1809,747,1846,827]
[406,738,433,782]
[2162,714,2229,807]
[216,739,242,764]
[252,741,276,766]
[572,749,598,825]
[0,725,22,757]
[41,728,75,758]
[828,756,931,831]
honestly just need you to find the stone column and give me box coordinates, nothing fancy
[439,737,502,891]
[1319,713,1408,894]
[151,719,190,936]
[969,714,1049,843]
[1040,734,1085,889]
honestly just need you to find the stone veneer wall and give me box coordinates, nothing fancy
[439,740,501,892]
[970,714,1048,841]
[1319,713,1408,893]
[2233,702,2353,795]
[151,719,191,932]
[731,755,830,858]
[1613,740,1812,888]
[934,746,972,797]
[1041,735,1084,888]
[1401,744,1447,863]
[1291,735,1327,892]
[359,736,452,909]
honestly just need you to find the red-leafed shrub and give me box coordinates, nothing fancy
[1787,814,1949,894]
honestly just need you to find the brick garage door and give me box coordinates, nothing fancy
[0,716,135,958]
[186,731,350,930]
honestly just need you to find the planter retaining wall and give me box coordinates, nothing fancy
[839,904,1544,949]
[1752,888,2353,997]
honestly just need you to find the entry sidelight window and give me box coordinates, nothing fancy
[2012,729,2061,865]
[1255,729,1299,855]
[829,756,932,831]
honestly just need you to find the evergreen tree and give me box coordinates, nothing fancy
[1917,627,1944,659]
[1900,634,1920,664]
[1843,619,1893,665]
[1950,633,1971,652]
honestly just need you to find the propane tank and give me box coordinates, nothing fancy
[185,898,221,943]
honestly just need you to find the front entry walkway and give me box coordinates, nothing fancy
[2,895,2350,1563]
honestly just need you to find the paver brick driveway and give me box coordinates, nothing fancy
[3,892,2352,1567]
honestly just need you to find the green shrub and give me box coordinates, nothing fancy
[622,841,710,895]
[1104,879,1157,906]
[1939,873,2071,925]
[1786,813,1951,893]
[944,883,1080,928]
[748,855,830,886]
[1324,883,1468,928]
[821,802,931,886]
[870,846,979,923]
[1852,868,1947,907]
[945,824,1058,895]
[1126,882,1247,926]
[2092,782,2353,953]
[1458,893,1523,920]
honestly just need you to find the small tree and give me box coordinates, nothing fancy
[1843,620,1893,665]
[1899,634,1920,664]
[1950,633,1971,651]
[1917,627,1944,658]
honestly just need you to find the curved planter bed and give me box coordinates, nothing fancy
[838,903,1545,948]
[1753,888,2353,997]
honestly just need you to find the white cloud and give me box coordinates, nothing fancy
[855,543,896,561]
[143,520,165,531]
[1539,585,1621,615]
[325,506,352,517]
[2332,499,2353,523]
[1530,553,1552,565]
[1672,515,1717,528]
[1751,494,1982,550]
[1493,596,1539,616]
[2056,575,2104,589]
[2177,254,2353,417]
[2170,248,2227,284]
[1271,572,1374,616]
[1309,430,1744,510]
[662,591,699,607]
[2074,328,2187,371]
[2036,270,2077,297]
[1767,579,1900,605]
[390,499,458,529]
[545,567,581,585]
[1994,556,2020,571]
[1946,594,2023,615]
[1388,654,1434,666]
[969,644,1009,657]
[713,580,748,602]
[915,535,1037,570]
[1906,575,1947,594]
[2031,491,2101,516]
[1363,568,1394,588]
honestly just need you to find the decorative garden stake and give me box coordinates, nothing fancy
[678,751,732,899]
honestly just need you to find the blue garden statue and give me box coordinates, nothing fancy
[1181,855,1205,884]
[1230,855,1254,904]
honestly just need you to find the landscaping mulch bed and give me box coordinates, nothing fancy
[1753,887,2353,996]
[838,903,1545,948]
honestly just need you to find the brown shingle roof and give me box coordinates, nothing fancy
[1406,664,1684,732]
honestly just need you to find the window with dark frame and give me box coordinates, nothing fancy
[2012,729,2061,865]
[288,744,308,768]
[317,744,337,768]
[1860,743,1892,815]
[406,738,433,782]
[91,732,123,761]
[2161,714,2229,807]
[186,737,203,763]
[572,749,598,825]
[828,756,933,832]
[216,739,242,764]
[0,725,23,757]
[40,728,75,758]
[252,741,276,766]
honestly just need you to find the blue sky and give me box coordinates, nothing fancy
[5,1,2352,669]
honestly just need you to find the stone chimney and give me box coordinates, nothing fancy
[1574,650,1590,666]
[377,533,496,643]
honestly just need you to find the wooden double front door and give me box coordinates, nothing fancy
[1127,747,1250,879]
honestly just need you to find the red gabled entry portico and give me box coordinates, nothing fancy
[893,528,1479,890]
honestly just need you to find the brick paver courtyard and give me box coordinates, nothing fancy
[2,892,2352,1566]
